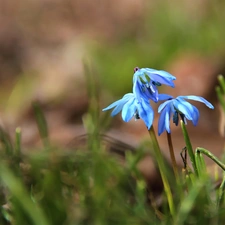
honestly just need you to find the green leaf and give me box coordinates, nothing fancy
[180,120,198,176]
[0,164,50,225]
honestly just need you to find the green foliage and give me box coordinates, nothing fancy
[0,74,225,225]
[216,75,225,112]
[0,117,155,225]
[0,70,156,224]
[1,3,225,224]
[91,1,225,96]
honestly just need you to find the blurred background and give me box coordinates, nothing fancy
[0,0,224,165]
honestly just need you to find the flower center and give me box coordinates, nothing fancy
[152,81,161,86]
[134,111,140,120]
[173,111,179,126]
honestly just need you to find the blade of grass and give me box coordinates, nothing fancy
[148,126,175,218]
[180,120,198,176]
[15,127,21,156]
[218,173,225,207]
[195,150,206,177]
[218,75,225,94]
[0,163,50,225]
[0,127,13,155]
[166,132,179,181]
[216,86,225,112]
[196,147,225,171]
[175,178,205,225]
[32,102,49,148]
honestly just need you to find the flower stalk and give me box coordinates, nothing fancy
[148,126,175,217]
[180,120,198,176]
[166,132,179,181]
[196,147,225,171]
[218,174,225,207]
[195,150,206,177]
[102,66,215,218]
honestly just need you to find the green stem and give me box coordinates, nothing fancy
[180,120,198,176]
[218,173,225,207]
[148,126,175,217]
[166,132,179,181]
[0,164,49,225]
[15,127,21,155]
[216,86,225,112]
[175,178,205,225]
[218,75,225,94]
[195,150,206,177]
[196,147,225,171]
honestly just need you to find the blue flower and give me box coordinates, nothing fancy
[102,93,154,129]
[157,95,214,135]
[133,67,176,103]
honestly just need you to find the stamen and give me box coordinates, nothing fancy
[173,111,179,126]
[152,81,162,86]
[179,114,187,125]
[150,85,156,93]
[140,84,145,92]
[134,111,140,120]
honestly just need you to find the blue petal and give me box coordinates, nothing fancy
[147,73,175,87]
[133,79,151,102]
[145,68,176,80]
[134,68,176,87]
[179,95,214,109]
[173,98,194,120]
[133,70,144,83]
[158,113,165,135]
[137,99,154,129]
[147,84,159,102]
[111,95,132,116]
[165,106,171,133]
[149,83,157,93]
[111,103,124,116]
[176,100,198,124]
[140,74,149,84]
[133,81,142,102]
[191,105,200,126]
[121,98,136,122]
[158,103,171,135]
[102,93,134,116]
[158,94,174,101]
[144,68,176,87]
[102,100,122,112]
[158,99,172,113]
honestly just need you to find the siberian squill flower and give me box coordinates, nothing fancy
[102,93,154,129]
[158,95,214,135]
[133,67,176,103]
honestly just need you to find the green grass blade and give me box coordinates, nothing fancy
[0,127,13,155]
[218,75,225,94]
[0,163,50,225]
[15,127,22,156]
[195,150,206,177]
[180,120,198,176]
[32,102,49,148]
[148,126,175,218]
[175,179,205,225]
[218,174,225,207]
[196,147,225,171]
[216,86,225,112]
